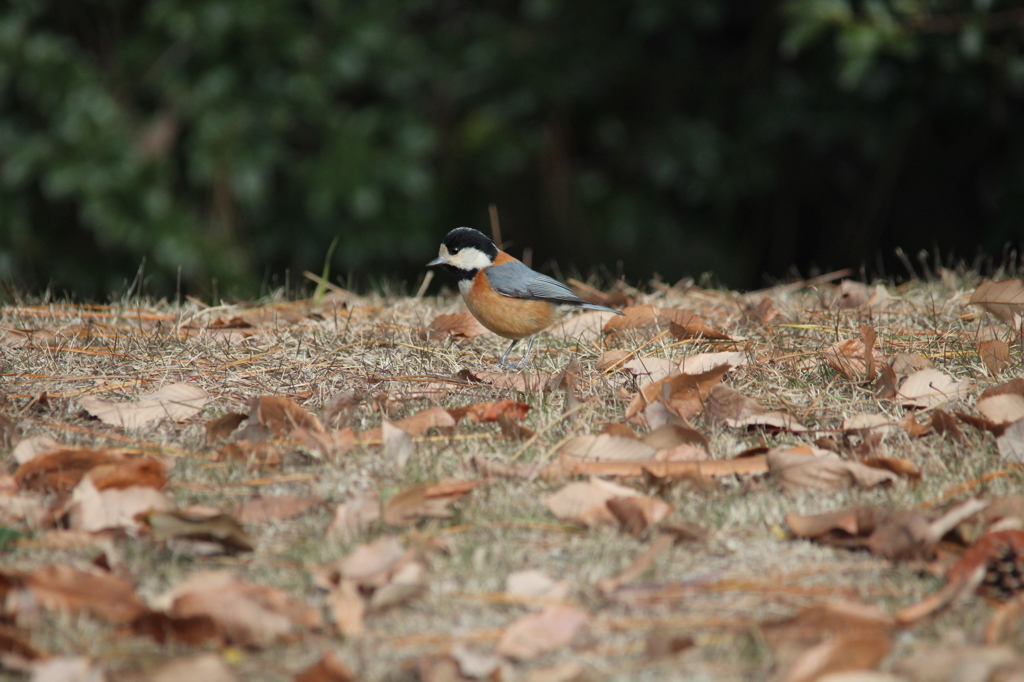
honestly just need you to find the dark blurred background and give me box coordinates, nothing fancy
[1,0,1022,300]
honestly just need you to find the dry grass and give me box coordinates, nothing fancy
[1,270,1023,681]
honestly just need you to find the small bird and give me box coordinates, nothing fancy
[427,227,624,367]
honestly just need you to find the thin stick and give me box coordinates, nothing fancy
[488,204,501,245]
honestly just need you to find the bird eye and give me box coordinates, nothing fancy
[449,247,460,254]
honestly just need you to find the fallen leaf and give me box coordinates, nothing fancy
[558,434,656,462]
[153,571,321,647]
[144,653,240,682]
[68,477,174,532]
[242,396,323,439]
[448,400,531,424]
[763,600,894,682]
[327,580,365,638]
[891,645,1019,682]
[767,445,898,493]
[4,564,147,624]
[549,310,619,343]
[216,439,283,467]
[982,377,1024,399]
[970,279,1024,330]
[86,457,168,490]
[428,313,490,341]
[328,490,381,542]
[79,383,208,429]
[336,536,406,585]
[896,369,972,408]
[382,480,479,527]
[978,339,1011,375]
[457,369,556,393]
[890,353,935,377]
[823,339,886,381]
[547,456,769,481]
[235,495,321,523]
[28,657,108,682]
[294,651,357,682]
[946,530,1024,603]
[606,495,674,536]
[543,479,640,527]
[996,418,1024,463]
[381,421,415,468]
[450,644,503,680]
[14,448,122,493]
[205,413,247,443]
[506,570,571,602]
[977,394,1024,426]
[597,534,675,595]
[11,436,60,465]
[786,506,884,540]
[821,281,892,309]
[625,363,731,421]
[496,605,590,660]
[142,509,254,553]
[705,384,807,431]
[0,621,46,671]
[742,297,777,325]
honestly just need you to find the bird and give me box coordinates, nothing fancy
[427,227,624,368]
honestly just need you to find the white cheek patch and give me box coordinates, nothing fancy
[449,247,492,271]
[458,279,473,296]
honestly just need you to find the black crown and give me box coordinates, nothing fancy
[442,227,498,259]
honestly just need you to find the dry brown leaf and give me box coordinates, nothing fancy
[448,400,531,424]
[336,536,405,585]
[143,509,254,553]
[449,643,504,680]
[947,530,1024,603]
[506,570,571,602]
[496,605,590,660]
[978,339,1011,376]
[982,377,1024,399]
[13,447,123,493]
[205,412,247,443]
[427,312,490,341]
[742,297,777,325]
[382,480,479,527]
[458,369,556,392]
[996,418,1024,463]
[28,657,108,682]
[597,534,675,595]
[668,318,731,341]
[786,506,884,540]
[821,281,892,309]
[290,427,355,460]
[558,434,657,462]
[823,338,886,381]
[217,439,283,467]
[543,479,640,527]
[970,279,1024,330]
[381,421,415,468]
[0,621,46,671]
[890,353,935,376]
[977,394,1024,426]
[79,382,208,429]
[144,654,240,682]
[764,600,895,682]
[549,309,619,343]
[642,422,710,452]
[244,396,324,439]
[606,495,674,536]
[327,580,366,638]
[154,571,321,647]
[4,564,148,624]
[86,457,168,491]
[328,490,381,542]
[11,435,60,465]
[294,651,357,682]
[768,445,898,493]
[68,477,174,532]
[235,494,321,523]
[896,369,972,408]
[891,645,1020,682]
[546,455,769,481]
[704,384,807,432]
[625,363,731,421]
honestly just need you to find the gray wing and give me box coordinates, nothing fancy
[485,261,623,314]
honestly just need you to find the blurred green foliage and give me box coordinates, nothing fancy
[0,0,1021,298]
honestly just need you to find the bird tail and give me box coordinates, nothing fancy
[576,302,625,315]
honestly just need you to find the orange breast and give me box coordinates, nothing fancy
[464,269,558,340]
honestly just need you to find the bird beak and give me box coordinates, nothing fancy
[426,257,444,267]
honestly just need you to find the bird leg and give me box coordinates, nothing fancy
[499,336,535,370]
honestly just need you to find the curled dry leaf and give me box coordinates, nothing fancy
[205,412,247,443]
[978,338,1011,375]
[823,339,886,381]
[558,434,656,462]
[143,653,240,682]
[79,382,208,429]
[242,396,324,439]
[142,509,254,553]
[2,563,148,624]
[996,418,1024,463]
[328,490,381,542]
[625,363,731,421]
[11,435,60,465]
[768,445,898,494]
[820,280,892,309]
[606,495,674,536]
[896,369,972,408]
[705,384,807,432]
[890,353,935,377]
[153,571,321,648]
[982,377,1024,399]
[427,312,489,341]
[786,506,885,540]
[506,570,571,602]
[382,421,415,468]
[14,447,123,493]
[359,406,458,444]
[448,400,530,424]
[543,478,640,527]
[294,651,357,682]
[68,477,174,532]
[970,278,1024,331]
[496,604,590,660]
[947,530,1024,603]
[235,494,321,523]
[976,394,1024,426]
[382,480,479,527]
